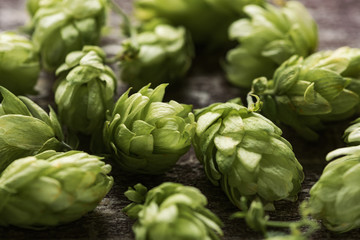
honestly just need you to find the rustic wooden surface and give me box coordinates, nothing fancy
[1,0,360,239]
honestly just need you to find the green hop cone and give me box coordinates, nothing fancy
[251,47,360,141]
[134,0,265,49]
[119,24,193,91]
[103,84,195,174]
[0,32,40,95]
[55,46,117,136]
[0,150,113,228]
[30,0,107,71]
[225,1,318,88]
[308,146,360,232]
[0,87,67,173]
[123,182,223,240]
[192,98,304,209]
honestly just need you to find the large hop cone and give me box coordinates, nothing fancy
[123,182,223,240]
[225,1,318,88]
[103,84,195,174]
[0,87,67,173]
[192,98,304,209]
[252,47,360,141]
[309,145,360,232]
[0,150,113,228]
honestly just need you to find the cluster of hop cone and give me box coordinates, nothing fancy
[0,0,360,239]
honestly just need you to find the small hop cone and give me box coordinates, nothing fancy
[123,183,223,240]
[192,99,304,209]
[0,150,113,228]
[103,84,195,174]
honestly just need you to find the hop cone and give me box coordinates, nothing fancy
[134,0,265,49]
[0,150,113,228]
[225,1,318,88]
[120,24,193,91]
[308,146,360,232]
[0,32,40,95]
[0,87,67,173]
[192,99,304,209]
[123,182,223,240]
[103,84,195,174]
[251,47,360,141]
[30,0,107,71]
[55,46,117,135]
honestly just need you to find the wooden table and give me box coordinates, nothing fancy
[1,0,360,239]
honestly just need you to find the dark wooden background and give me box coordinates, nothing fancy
[1,0,360,239]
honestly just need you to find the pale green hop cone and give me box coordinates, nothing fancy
[103,84,195,174]
[192,98,304,210]
[134,0,265,49]
[225,1,318,88]
[119,24,193,91]
[0,32,40,95]
[0,87,67,173]
[0,150,113,228]
[55,46,117,136]
[30,0,108,71]
[251,47,360,141]
[308,146,360,232]
[123,182,223,240]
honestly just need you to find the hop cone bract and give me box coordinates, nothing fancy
[0,32,40,95]
[192,99,304,209]
[103,84,195,174]
[344,118,360,145]
[225,1,318,88]
[123,182,223,240]
[0,150,113,228]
